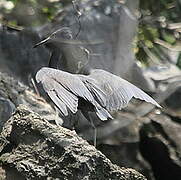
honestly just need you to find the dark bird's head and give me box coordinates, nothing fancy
[34,27,73,48]
[33,27,94,74]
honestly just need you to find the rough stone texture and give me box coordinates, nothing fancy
[0,71,62,133]
[164,87,181,118]
[0,105,146,180]
[138,111,181,180]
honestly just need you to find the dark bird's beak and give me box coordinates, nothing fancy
[33,36,51,48]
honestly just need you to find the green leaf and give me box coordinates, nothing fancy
[162,31,176,44]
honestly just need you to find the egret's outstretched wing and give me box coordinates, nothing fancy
[47,90,69,116]
[36,67,95,116]
[87,69,161,111]
[78,75,107,107]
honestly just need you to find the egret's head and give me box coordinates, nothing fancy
[50,27,73,41]
[33,27,73,48]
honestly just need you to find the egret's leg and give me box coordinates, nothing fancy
[90,117,97,147]
[30,77,40,96]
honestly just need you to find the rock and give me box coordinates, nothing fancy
[0,25,49,85]
[97,143,154,180]
[164,87,181,117]
[0,97,15,132]
[0,71,63,133]
[0,105,147,180]
[139,112,181,180]
[144,64,181,82]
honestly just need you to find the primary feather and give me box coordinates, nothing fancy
[36,67,112,120]
[80,69,161,112]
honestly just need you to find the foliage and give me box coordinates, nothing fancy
[0,0,71,26]
[136,0,181,67]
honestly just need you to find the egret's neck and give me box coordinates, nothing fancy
[79,62,92,75]
[48,48,62,69]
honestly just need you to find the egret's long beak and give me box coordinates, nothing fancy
[33,36,51,48]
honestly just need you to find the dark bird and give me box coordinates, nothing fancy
[34,27,103,74]
[34,27,161,146]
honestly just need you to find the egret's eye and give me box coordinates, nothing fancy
[67,34,72,39]
[64,32,72,39]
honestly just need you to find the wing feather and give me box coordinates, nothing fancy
[128,83,161,108]
[87,69,161,111]
[78,75,107,107]
[36,67,95,116]
[43,78,78,115]
[36,67,112,120]
[53,81,78,113]
[52,69,94,102]
[47,90,68,116]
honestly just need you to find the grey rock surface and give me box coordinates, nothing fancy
[0,105,147,180]
[139,112,181,180]
[0,71,62,133]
